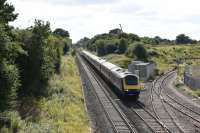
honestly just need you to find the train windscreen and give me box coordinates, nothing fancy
[125,76,138,85]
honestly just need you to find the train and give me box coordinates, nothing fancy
[80,50,142,98]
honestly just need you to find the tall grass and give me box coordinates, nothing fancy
[40,56,89,133]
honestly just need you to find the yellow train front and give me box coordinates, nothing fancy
[122,74,141,97]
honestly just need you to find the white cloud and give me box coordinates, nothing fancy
[8,0,200,42]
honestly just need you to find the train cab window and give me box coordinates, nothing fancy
[125,76,138,85]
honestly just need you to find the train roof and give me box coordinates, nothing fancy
[82,50,139,78]
[82,50,106,63]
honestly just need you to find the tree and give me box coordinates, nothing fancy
[96,40,106,56]
[53,28,69,38]
[128,33,140,42]
[176,34,192,44]
[0,0,18,24]
[141,37,157,45]
[19,20,55,97]
[105,43,117,54]
[0,0,20,111]
[133,43,148,61]
[63,42,70,54]
[76,37,90,49]
[154,36,162,45]
[118,39,128,54]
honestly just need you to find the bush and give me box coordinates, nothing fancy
[105,43,117,54]
[0,61,20,111]
[96,40,106,56]
[133,43,148,61]
[118,39,128,54]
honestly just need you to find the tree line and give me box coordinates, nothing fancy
[0,0,71,130]
[76,28,199,61]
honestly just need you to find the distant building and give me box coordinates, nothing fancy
[128,61,156,81]
[184,66,200,90]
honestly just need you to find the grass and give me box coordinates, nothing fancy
[41,56,89,133]
[0,56,89,133]
[150,44,200,73]
[103,54,131,68]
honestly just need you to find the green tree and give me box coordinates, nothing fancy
[105,43,117,54]
[133,43,148,61]
[141,37,156,45]
[19,20,55,97]
[96,40,106,56]
[0,0,18,24]
[0,0,20,111]
[154,36,162,45]
[53,28,69,38]
[76,37,90,49]
[118,39,128,54]
[128,33,140,42]
[175,34,193,44]
[63,40,70,55]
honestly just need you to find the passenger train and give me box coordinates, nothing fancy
[80,50,142,98]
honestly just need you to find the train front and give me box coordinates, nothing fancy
[123,74,142,97]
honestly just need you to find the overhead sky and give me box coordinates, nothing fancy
[8,0,200,42]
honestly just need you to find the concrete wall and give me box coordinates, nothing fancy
[184,73,200,90]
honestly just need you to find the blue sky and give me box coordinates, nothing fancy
[8,0,200,42]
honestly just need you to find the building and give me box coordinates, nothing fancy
[128,61,156,81]
[184,66,200,90]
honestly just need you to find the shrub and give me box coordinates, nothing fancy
[133,43,148,61]
[0,61,20,111]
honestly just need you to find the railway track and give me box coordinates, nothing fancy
[152,74,186,133]
[80,54,172,133]
[130,102,171,133]
[154,71,200,132]
[159,73,200,131]
[76,54,137,133]
[77,51,200,132]
[86,61,173,133]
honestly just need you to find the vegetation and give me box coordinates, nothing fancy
[0,56,89,132]
[0,0,21,112]
[118,39,128,54]
[104,54,131,68]
[76,27,200,96]
[176,34,196,44]
[0,0,89,132]
[133,43,148,61]
[53,28,70,38]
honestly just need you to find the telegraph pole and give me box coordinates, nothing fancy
[119,24,123,33]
